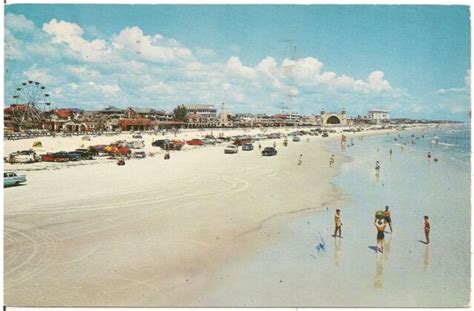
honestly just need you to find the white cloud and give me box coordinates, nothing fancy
[43,18,111,62]
[112,26,192,63]
[5,13,34,32]
[226,56,257,80]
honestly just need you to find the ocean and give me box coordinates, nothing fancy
[202,124,471,307]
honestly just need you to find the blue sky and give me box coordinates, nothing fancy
[4,5,471,120]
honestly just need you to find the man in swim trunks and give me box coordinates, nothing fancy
[424,216,430,244]
[384,205,392,233]
[334,209,342,238]
[375,219,386,253]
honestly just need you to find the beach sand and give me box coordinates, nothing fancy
[4,128,342,306]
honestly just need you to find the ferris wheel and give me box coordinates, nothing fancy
[11,80,51,126]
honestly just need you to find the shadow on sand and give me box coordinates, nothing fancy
[368,246,378,253]
[418,240,428,245]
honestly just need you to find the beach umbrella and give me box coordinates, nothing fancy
[32,141,43,148]
[118,146,131,155]
[104,145,119,154]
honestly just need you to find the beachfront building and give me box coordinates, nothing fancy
[368,109,390,123]
[320,109,348,126]
[98,106,124,118]
[184,104,217,118]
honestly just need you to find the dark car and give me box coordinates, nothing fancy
[152,139,169,148]
[74,149,95,160]
[242,143,254,151]
[52,152,69,162]
[262,147,277,156]
[322,132,329,138]
[67,152,82,161]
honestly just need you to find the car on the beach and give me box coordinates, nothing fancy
[242,143,254,151]
[262,147,277,156]
[132,150,146,158]
[4,172,27,187]
[322,132,329,138]
[66,152,82,161]
[152,139,169,148]
[224,145,239,154]
[293,136,301,142]
[186,139,203,146]
[7,150,41,164]
[74,149,95,160]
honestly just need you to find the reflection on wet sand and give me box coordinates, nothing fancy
[374,254,384,290]
[423,244,431,272]
[334,237,341,267]
[384,234,392,260]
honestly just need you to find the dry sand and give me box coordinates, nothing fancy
[5,128,345,306]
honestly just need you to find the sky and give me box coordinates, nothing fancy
[4,5,471,120]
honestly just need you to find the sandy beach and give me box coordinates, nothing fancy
[4,125,469,307]
[5,127,343,306]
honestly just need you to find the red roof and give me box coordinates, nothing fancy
[4,104,29,113]
[273,114,288,119]
[55,109,72,118]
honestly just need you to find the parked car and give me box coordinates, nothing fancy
[262,147,278,156]
[74,149,95,160]
[4,172,27,187]
[152,139,169,148]
[8,150,40,163]
[52,152,70,162]
[322,132,329,138]
[133,150,146,158]
[186,139,203,146]
[242,143,254,151]
[67,152,82,161]
[224,145,239,154]
[293,136,301,142]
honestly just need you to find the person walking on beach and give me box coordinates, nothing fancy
[384,205,392,233]
[424,216,430,244]
[389,149,392,156]
[273,141,276,148]
[329,154,335,167]
[298,154,303,166]
[334,209,342,238]
[375,219,386,253]
[375,161,381,174]
[427,152,432,159]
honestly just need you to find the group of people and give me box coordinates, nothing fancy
[333,207,430,254]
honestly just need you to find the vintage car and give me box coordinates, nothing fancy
[224,145,239,154]
[4,172,27,187]
[262,147,278,156]
[186,139,203,146]
[242,143,254,151]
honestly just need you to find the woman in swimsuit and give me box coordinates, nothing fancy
[375,219,386,253]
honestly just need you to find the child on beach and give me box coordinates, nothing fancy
[334,209,342,238]
[424,216,430,244]
[375,219,386,253]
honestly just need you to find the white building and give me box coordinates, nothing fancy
[184,104,217,118]
[368,109,389,122]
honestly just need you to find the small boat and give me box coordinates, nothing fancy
[4,172,27,187]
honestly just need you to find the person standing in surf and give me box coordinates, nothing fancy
[384,205,392,233]
[334,209,342,238]
[424,216,430,244]
[375,219,386,253]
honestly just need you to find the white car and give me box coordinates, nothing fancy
[224,145,238,154]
